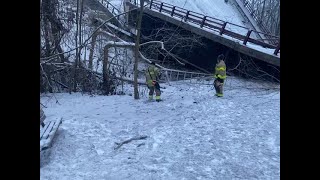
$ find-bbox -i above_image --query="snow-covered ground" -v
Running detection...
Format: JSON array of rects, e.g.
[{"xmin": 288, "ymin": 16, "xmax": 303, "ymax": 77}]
[{"xmin": 40, "ymin": 77, "xmax": 280, "ymax": 179}]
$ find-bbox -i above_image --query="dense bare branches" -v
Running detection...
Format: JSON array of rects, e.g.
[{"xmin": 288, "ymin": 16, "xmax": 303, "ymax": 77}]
[
  {"xmin": 227, "ymin": 52, "xmax": 279, "ymax": 83},
  {"xmin": 242, "ymin": 0, "xmax": 280, "ymax": 36},
  {"xmin": 140, "ymin": 24, "xmax": 204, "ymax": 67},
  {"xmin": 40, "ymin": 0, "xmax": 133, "ymax": 94}
]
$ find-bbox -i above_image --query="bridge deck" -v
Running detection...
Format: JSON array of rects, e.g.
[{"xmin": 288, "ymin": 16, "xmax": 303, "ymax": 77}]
[{"xmin": 126, "ymin": 0, "xmax": 279, "ymax": 67}]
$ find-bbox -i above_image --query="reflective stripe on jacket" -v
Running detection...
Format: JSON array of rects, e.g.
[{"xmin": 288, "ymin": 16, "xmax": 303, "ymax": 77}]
[
  {"xmin": 214, "ymin": 60, "xmax": 226, "ymax": 79},
  {"xmin": 145, "ymin": 65, "xmax": 159, "ymax": 86}
]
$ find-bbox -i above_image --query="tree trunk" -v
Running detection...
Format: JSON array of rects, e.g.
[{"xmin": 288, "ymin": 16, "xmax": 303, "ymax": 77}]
[
  {"xmin": 41, "ymin": 0, "xmax": 52, "ymax": 57},
  {"xmin": 73, "ymin": 0, "xmax": 80, "ymax": 92},
  {"xmin": 43, "ymin": 19, "xmax": 51, "ymax": 57},
  {"xmin": 50, "ymin": 25, "xmax": 66, "ymax": 63},
  {"xmin": 133, "ymin": 0, "xmax": 144, "ymax": 99},
  {"xmin": 88, "ymin": 31, "xmax": 99, "ymax": 70},
  {"xmin": 103, "ymin": 46, "xmax": 110, "ymax": 95},
  {"xmin": 78, "ymin": 0, "xmax": 84, "ymax": 64}
]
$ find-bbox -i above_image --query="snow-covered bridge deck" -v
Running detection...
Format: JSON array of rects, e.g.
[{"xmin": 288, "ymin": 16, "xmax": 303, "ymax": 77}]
[{"xmin": 126, "ymin": 0, "xmax": 280, "ymax": 67}]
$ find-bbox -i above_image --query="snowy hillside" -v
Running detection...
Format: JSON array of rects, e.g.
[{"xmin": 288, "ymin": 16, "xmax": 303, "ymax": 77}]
[{"xmin": 40, "ymin": 77, "xmax": 280, "ymax": 179}]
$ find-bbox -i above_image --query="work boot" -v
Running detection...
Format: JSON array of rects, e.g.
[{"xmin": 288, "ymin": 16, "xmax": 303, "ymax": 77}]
[
  {"xmin": 155, "ymin": 95, "xmax": 161, "ymax": 102},
  {"xmin": 216, "ymin": 93, "xmax": 223, "ymax": 97}
]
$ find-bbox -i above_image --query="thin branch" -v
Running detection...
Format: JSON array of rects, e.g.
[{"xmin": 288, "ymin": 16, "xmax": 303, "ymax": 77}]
[
  {"xmin": 162, "ymin": 48, "xmax": 185, "ymax": 65},
  {"xmin": 114, "ymin": 135, "xmax": 148, "ymax": 150},
  {"xmin": 228, "ymin": 52, "xmax": 242, "ymax": 71},
  {"xmin": 40, "ymin": 102, "xmax": 47, "ymax": 108}
]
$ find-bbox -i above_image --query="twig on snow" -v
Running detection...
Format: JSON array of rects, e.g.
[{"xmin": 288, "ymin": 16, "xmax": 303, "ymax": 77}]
[{"xmin": 114, "ymin": 135, "xmax": 148, "ymax": 150}]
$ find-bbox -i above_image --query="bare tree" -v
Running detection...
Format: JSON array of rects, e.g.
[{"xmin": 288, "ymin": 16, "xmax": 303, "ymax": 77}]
[
  {"xmin": 41, "ymin": 0, "xmax": 68, "ymax": 93},
  {"xmin": 133, "ymin": 0, "xmax": 145, "ymax": 99},
  {"xmin": 244, "ymin": 0, "xmax": 280, "ymax": 36},
  {"xmin": 227, "ymin": 52, "xmax": 279, "ymax": 83},
  {"xmin": 88, "ymin": 30, "xmax": 99, "ymax": 70},
  {"xmin": 140, "ymin": 23, "xmax": 204, "ymax": 68},
  {"xmin": 41, "ymin": 0, "xmax": 193, "ymax": 96}
]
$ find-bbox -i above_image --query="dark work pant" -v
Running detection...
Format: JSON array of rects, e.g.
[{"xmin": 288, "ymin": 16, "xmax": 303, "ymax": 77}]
[
  {"xmin": 148, "ymin": 84, "xmax": 161, "ymax": 96},
  {"xmin": 214, "ymin": 78, "xmax": 224, "ymax": 94}
]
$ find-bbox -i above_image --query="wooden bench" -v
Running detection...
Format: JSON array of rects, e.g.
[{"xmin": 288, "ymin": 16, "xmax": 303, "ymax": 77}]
[
  {"xmin": 40, "ymin": 117, "xmax": 62, "ymax": 152},
  {"xmin": 40, "ymin": 108, "xmax": 46, "ymax": 127}
]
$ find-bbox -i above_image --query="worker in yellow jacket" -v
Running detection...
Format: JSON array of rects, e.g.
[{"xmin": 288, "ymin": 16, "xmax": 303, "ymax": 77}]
[
  {"xmin": 214, "ymin": 54, "xmax": 227, "ymax": 97},
  {"xmin": 145, "ymin": 61, "xmax": 161, "ymax": 101}
]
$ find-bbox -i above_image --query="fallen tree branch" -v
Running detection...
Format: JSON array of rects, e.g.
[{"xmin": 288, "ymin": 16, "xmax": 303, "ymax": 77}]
[
  {"xmin": 51, "ymin": 78, "xmax": 69, "ymax": 89},
  {"xmin": 228, "ymin": 52, "xmax": 242, "ymax": 71},
  {"xmin": 40, "ymin": 102, "xmax": 47, "ymax": 108},
  {"xmin": 114, "ymin": 135, "xmax": 148, "ymax": 150},
  {"xmin": 162, "ymin": 48, "xmax": 185, "ymax": 65},
  {"xmin": 115, "ymin": 76, "xmax": 148, "ymax": 85}
]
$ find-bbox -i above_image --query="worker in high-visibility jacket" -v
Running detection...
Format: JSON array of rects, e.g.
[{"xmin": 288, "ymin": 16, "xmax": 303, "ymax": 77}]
[
  {"xmin": 214, "ymin": 54, "xmax": 227, "ymax": 97},
  {"xmin": 145, "ymin": 61, "xmax": 161, "ymax": 101}
]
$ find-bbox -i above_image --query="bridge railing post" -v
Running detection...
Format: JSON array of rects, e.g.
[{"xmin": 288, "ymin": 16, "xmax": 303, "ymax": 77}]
[
  {"xmin": 200, "ymin": 16, "xmax": 207, "ymax": 28},
  {"xmin": 184, "ymin": 11, "xmax": 190, "ymax": 22},
  {"xmin": 171, "ymin": 6, "xmax": 176, "ymax": 16},
  {"xmin": 150, "ymin": 0, "xmax": 153, "ymax": 9},
  {"xmin": 159, "ymin": 2, "xmax": 163, "ymax": 12},
  {"xmin": 220, "ymin": 22, "xmax": 227, "ymax": 35},
  {"xmin": 274, "ymin": 41, "xmax": 280, "ymax": 55},
  {"xmin": 244, "ymin": 0, "xmax": 248, "ymax": 7},
  {"xmin": 112, "ymin": 8, "xmax": 115, "ymax": 14},
  {"xmin": 243, "ymin": 30, "xmax": 252, "ymax": 45}
]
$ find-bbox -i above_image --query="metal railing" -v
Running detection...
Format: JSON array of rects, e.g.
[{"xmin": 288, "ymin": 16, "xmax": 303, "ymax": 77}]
[
  {"xmin": 128, "ymin": 0, "xmax": 280, "ymax": 56},
  {"xmin": 99, "ymin": 0, "xmax": 128, "ymax": 29}
]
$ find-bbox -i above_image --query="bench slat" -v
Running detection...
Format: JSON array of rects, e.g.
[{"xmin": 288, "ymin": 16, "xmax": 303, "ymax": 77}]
[
  {"xmin": 40, "ymin": 121, "xmax": 53, "ymax": 140},
  {"xmin": 44, "ymin": 121, "xmax": 56, "ymax": 140},
  {"xmin": 40, "ymin": 118, "xmax": 62, "ymax": 152}
]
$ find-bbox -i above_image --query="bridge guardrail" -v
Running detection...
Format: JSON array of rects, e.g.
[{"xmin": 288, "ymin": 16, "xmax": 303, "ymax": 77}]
[{"xmin": 129, "ymin": 0, "xmax": 280, "ymax": 56}]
